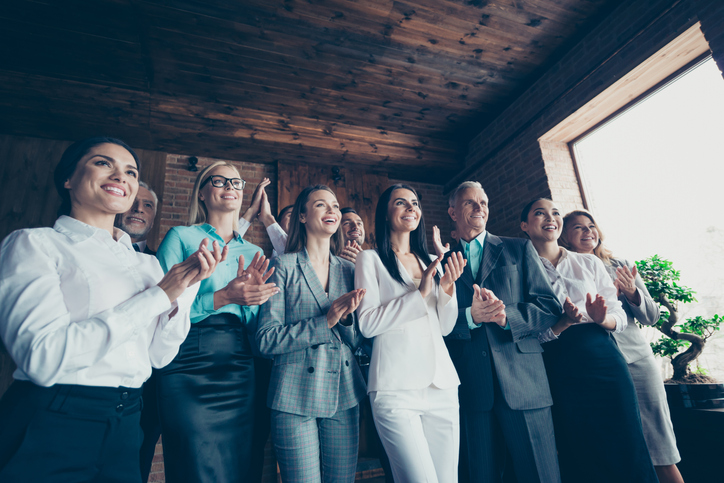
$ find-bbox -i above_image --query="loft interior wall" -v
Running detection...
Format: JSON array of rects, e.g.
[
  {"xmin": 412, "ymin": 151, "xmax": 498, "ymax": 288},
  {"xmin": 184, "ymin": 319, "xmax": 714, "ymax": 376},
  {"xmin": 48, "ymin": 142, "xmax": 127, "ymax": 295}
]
[{"xmin": 449, "ymin": 0, "xmax": 721, "ymax": 237}]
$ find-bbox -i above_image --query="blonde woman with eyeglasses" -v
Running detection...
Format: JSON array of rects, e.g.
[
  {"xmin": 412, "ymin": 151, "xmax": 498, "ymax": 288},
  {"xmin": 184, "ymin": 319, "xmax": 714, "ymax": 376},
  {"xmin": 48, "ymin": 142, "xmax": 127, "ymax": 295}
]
[{"xmin": 155, "ymin": 161, "xmax": 280, "ymax": 483}]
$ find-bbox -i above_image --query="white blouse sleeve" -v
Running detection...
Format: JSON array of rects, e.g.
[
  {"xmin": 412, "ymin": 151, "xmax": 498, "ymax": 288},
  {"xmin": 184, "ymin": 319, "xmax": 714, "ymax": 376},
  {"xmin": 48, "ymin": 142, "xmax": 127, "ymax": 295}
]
[
  {"xmin": 354, "ymin": 250, "xmax": 427, "ymax": 338},
  {"xmin": 592, "ymin": 257, "xmax": 627, "ymax": 333},
  {"xmin": 0, "ymin": 230, "xmax": 173, "ymax": 386}
]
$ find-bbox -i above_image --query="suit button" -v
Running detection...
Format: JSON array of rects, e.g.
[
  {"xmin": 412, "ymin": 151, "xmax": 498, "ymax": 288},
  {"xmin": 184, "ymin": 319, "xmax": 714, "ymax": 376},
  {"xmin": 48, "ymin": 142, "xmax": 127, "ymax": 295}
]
[
  {"xmin": 308, "ymin": 367, "xmax": 314, "ymax": 373},
  {"xmin": 116, "ymin": 404, "xmax": 124, "ymax": 413},
  {"xmin": 481, "ymin": 351, "xmax": 487, "ymax": 357},
  {"xmin": 121, "ymin": 392, "xmax": 129, "ymax": 400},
  {"xmin": 311, "ymin": 344, "xmax": 320, "ymax": 350},
  {"xmin": 345, "ymin": 360, "xmax": 350, "ymax": 367}
]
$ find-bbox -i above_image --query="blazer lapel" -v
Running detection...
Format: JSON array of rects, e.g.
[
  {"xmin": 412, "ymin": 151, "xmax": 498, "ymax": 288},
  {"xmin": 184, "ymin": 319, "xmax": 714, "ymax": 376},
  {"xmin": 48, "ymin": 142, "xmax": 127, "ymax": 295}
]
[
  {"xmin": 477, "ymin": 233, "xmax": 503, "ymax": 285},
  {"xmin": 298, "ymin": 248, "xmax": 332, "ymax": 313}
]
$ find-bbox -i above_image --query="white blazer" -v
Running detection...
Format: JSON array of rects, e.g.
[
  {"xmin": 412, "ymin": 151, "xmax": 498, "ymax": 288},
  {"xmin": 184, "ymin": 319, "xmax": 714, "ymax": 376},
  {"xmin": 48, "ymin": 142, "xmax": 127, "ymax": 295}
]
[{"xmin": 354, "ymin": 249, "xmax": 460, "ymax": 393}]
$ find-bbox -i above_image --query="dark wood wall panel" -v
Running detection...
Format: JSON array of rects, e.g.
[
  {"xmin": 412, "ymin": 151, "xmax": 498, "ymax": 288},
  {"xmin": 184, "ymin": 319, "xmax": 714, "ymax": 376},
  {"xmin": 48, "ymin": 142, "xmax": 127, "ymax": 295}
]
[{"xmin": 278, "ymin": 161, "xmax": 387, "ymax": 248}]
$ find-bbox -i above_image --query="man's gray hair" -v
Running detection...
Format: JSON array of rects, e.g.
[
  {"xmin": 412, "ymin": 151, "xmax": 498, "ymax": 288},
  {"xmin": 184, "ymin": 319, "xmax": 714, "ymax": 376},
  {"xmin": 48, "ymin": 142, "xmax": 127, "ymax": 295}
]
[
  {"xmin": 138, "ymin": 180, "xmax": 159, "ymax": 210},
  {"xmin": 448, "ymin": 181, "xmax": 485, "ymax": 208}
]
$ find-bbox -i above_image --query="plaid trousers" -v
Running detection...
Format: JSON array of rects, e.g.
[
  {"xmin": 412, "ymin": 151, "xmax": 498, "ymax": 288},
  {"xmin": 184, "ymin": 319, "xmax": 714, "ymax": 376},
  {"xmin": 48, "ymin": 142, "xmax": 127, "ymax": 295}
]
[{"xmin": 271, "ymin": 405, "xmax": 359, "ymax": 483}]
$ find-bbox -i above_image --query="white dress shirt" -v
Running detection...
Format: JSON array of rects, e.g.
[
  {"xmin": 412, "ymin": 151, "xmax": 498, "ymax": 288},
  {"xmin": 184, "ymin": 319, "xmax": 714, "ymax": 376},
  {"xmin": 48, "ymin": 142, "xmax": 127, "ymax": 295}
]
[
  {"xmin": 538, "ymin": 248, "xmax": 626, "ymax": 343},
  {"xmin": 0, "ymin": 216, "xmax": 197, "ymax": 388},
  {"xmin": 237, "ymin": 218, "xmax": 287, "ymax": 257}
]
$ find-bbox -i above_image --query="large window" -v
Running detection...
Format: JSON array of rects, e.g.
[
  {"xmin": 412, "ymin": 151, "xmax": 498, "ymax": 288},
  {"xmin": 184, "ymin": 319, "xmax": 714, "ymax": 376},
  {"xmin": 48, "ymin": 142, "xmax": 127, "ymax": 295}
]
[{"xmin": 572, "ymin": 57, "xmax": 724, "ymax": 379}]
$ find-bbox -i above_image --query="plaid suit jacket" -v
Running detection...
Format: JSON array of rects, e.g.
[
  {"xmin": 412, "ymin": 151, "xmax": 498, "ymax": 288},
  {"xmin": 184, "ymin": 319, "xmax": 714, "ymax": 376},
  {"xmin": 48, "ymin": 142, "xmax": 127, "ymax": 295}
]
[
  {"xmin": 255, "ymin": 248, "xmax": 366, "ymax": 417},
  {"xmin": 444, "ymin": 233, "xmax": 562, "ymax": 412}
]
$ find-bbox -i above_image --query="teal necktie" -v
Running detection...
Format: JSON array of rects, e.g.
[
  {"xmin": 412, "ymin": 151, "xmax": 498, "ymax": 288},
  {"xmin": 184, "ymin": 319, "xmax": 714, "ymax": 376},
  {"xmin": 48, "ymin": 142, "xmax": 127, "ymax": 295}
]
[{"xmin": 465, "ymin": 240, "xmax": 480, "ymax": 280}]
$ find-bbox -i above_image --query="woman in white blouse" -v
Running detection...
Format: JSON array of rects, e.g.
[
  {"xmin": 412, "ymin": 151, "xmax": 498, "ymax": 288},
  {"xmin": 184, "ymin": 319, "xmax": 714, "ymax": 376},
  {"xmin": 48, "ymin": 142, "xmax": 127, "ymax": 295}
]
[
  {"xmin": 355, "ymin": 184, "xmax": 466, "ymax": 483},
  {"xmin": 562, "ymin": 210, "xmax": 683, "ymax": 483},
  {"xmin": 0, "ymin": 137, "xmax": 222, "ymax": 482},
  {"xmin": 520, "ymin": 198, "xmax": 657, "ymax": 483}
]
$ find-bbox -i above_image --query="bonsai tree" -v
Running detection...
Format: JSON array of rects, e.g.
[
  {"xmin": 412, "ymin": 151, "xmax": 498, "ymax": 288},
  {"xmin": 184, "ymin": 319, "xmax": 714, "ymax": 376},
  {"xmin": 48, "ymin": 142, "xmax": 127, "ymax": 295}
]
[{"xmin": 636, "ymin": 255, "xmax": 722, "ymax": 383}]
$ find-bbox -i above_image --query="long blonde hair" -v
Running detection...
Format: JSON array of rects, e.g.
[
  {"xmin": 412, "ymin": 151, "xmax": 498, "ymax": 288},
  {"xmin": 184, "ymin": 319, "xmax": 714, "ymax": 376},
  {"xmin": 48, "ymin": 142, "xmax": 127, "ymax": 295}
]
[
  {"xmin": 189, "ymin": 161, "xmax": 242, "ymax": 231},
  {"xmin": 561, "ymin": 209, "xmax": 614, "ymax": 265}
]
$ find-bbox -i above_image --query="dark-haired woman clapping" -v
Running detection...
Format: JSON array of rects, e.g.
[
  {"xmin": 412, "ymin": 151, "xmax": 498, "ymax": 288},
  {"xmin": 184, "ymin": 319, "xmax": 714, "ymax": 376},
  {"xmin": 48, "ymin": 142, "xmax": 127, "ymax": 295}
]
[
  {"xmin": 0, "ymin": 138, "xmax": 222, "ymax": 482},
  {"xmin": 355, "ymin": 184, "xmax": 466, "ymax": 483}
]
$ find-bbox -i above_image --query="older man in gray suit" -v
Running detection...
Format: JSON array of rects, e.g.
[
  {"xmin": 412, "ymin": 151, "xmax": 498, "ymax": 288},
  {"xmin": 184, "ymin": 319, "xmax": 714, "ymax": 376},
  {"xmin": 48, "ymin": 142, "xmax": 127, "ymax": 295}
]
[{"xmin": 443, "ymin": 181, "xmax": 563, "ymax": 483}]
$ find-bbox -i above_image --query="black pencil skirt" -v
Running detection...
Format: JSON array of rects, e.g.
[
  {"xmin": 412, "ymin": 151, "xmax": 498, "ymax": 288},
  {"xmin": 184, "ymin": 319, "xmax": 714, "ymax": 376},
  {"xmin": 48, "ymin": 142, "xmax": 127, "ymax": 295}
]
[
  {"xmin": 0, "ymin": 381, "xmax": 143, "ymax": 483},
  {"xmin": 157, "ymin": 313, "xmax": 256, "ymax": 483},
  {"xmin": 543, "ymin": 323, "xmax": 658, "ymax": 483}
]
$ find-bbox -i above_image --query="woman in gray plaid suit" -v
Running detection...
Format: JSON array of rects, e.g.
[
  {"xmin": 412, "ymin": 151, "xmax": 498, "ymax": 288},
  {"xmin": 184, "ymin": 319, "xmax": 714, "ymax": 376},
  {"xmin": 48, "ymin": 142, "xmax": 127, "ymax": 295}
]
[{"xmin": 256, "ymin": 185, "xmax": 367, "ymax": 483}]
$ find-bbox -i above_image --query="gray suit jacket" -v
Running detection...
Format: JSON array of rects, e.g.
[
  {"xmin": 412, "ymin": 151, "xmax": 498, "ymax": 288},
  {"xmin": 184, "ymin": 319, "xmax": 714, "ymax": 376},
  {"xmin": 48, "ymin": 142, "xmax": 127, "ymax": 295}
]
[
  {"xmin": 255, "ymin": 248, "xmax": 366, "ymax": 417},
  {"xmin": 445, "ymin": 233, "xmax": 562, "ymax": 412}
]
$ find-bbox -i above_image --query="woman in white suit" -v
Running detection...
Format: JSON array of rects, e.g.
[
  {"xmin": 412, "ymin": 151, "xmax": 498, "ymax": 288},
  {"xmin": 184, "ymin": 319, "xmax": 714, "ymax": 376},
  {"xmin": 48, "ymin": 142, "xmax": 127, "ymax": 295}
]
[{"xmin": 355, "ymin": 184, "xmax": 466, "ymax": 483}]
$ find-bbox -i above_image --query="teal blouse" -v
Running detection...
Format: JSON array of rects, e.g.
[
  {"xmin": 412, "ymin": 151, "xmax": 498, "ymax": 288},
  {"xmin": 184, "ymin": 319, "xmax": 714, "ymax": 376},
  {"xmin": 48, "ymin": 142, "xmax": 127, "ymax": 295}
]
[{"xmin": 156, "ymin": 224, "xmax": 263, "ymax": 324}]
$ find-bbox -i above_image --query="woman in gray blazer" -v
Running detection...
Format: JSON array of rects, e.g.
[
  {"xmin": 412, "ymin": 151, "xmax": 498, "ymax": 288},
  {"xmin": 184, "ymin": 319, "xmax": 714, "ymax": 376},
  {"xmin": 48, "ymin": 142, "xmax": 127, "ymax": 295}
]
[
  {"xmin": 256, "ymin": 185, "xmax": 367, "ymax": 483},
  {"xmin": 561, "ymin": 209, "xmax": 683, "ymax": 483}
]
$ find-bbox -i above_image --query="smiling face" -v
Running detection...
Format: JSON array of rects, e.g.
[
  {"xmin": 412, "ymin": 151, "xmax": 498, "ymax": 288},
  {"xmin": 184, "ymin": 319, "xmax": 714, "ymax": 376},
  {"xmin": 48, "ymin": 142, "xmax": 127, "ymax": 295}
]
[
  {"xmin": 564, "ymin": 214, "xmax": 599, "ymax": 254},
  {"xmin": 520, "ymin": 199, "xmax": 562, "ymax": 243},
  {"xmin": 341, "ymin": 212, "xmax": 365, "ymax": 245},
  {"xmin": 63, "ymin": 143, "xmax": 139, "ymax": 217},
  {"xmin": 198, "ymin": 165, "xmax": 243, "ymax": 214},
  {"xmin": 387, "ymin": 188, "xmax": 421, "ymax": 234},
  {"xmin": 448, "ymin": 187, "xmax": 489, "ymax": 241},
  {"xmin": 300, "ymin": 189, "xmax": 341, "ymax": 237},
  {"xmin": 117, "ymin": 186, "xmax": 156, "ymax": 241}
]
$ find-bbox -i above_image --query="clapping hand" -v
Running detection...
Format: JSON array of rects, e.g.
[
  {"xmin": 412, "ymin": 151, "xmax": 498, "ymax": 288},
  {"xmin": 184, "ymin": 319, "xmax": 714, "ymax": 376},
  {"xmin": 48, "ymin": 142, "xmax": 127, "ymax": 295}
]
[
  {"xmin": 562, "ymin": 297, "xmax": 583, "ymax": 324},
  {"xmin": 440, "ymin": 251, "xmax": 466, "ymax": 296},
  {"xmin": 585, "ymin": 293, "xmax": 608, "ymax": 325},
  {"xmin": 339, "ymin": 240, "xmax": 363, "ymax": 264},
  {"xmin": 614, "ymin": 265, "xmax": 641, "ymax": 305},
  {"xmin": 259, "ymin": 189, "xmax": 277, "ymax": 227},
  {"xmin": 471, "ymin": 285, "xmax": 507, "ymax": 327},
  {"xmin": 432, "ymin": 225, "xmax": 450, "ymax": 258},
  {"xmin": 159, "ymin": 238, "xmax": 227, "ymax": 303},
  {"xmin": 418, "ymin": 258, "xmax": 441, "ymax": 299},
  {"xmin": 327, "ymin": 289, "xmax": 366, "ymax": 328},
  {"xmin": 216, "ymin": 252, "xmax": 279, "ymax": 308}
]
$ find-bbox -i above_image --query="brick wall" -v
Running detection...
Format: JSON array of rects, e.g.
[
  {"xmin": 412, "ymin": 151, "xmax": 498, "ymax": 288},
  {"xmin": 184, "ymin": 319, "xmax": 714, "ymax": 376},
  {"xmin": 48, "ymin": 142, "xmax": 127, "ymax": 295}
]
[{"xmin": 690, "ymin": 0, "xmax": 724, "ymax": 77}]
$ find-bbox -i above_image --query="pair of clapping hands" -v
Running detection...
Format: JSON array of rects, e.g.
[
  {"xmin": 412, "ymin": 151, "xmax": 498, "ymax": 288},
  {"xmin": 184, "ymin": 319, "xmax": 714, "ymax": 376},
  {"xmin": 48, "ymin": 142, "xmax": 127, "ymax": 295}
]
[
  {"xmin": 245, "ymin": 178, "xmax": 277, "ymax": 227},
  {"xmin": 432, "ymin": 225, "xmax": 505, "ymax": 328},
  {"xmin": 158, "ymin": 240, "xmax": 278, "ymax": 309}
]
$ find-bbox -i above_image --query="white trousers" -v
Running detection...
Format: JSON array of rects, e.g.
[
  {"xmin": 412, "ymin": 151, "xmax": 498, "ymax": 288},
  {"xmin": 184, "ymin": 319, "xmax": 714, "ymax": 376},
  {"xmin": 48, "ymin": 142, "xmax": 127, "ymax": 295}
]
[{"xmin": 370, "ymin": 386, "xmax": 460, "ymax": 483}]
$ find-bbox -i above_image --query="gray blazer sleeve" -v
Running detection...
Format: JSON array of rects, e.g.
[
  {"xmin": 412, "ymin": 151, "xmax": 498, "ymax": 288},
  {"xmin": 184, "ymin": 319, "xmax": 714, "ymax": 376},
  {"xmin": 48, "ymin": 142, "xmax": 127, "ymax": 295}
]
[{"xmin": 617, "ymin": 259, "xmax": 660, "ymax": 326}]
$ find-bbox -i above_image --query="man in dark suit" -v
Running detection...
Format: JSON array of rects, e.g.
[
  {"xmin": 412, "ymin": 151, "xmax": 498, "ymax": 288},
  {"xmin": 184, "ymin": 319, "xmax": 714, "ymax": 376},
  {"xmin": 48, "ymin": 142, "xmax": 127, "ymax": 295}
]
[
  {"xmin": 116, "ymin": 180, "xmax": 158, "ymax": 256},
  {"xmin": 116, "ymin": 180, "xmax": 160, "ymax": 482},
  {"xmin": 444, "ymin": 181, "xmax": 562, "ymax": 483}
]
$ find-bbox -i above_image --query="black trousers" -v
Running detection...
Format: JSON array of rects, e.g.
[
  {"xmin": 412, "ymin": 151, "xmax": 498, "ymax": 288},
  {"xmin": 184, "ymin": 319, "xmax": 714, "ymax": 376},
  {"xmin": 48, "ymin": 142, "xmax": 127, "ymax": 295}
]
[
  {"xmin": 543, "ymin": 323, "xmax": 658, "ymax": 483},
  {"xmin": 139, "ymin": 370, "xmax": 162, "ymax": 482},
  {"xmin": 0, "ymin": 380, "xmax": 143, "ymax": 483},
  {"xmin": 157, "ymin": 313, "xmax": 256, "ymax": 483}
]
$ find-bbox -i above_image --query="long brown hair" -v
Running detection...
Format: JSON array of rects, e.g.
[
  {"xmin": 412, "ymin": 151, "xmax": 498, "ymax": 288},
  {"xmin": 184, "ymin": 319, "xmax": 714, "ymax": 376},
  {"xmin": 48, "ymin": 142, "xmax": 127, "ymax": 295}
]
[
  {"xmin": 561, "ymin": 209, "xmax": 614, "ymax": 264},
  {"xmin": 189, "ymin": 161, "xmax": 242, "ymax": 231},
  {"xmin": 285, "ymin": 185, "xmax": 343, "ymax": 255}
]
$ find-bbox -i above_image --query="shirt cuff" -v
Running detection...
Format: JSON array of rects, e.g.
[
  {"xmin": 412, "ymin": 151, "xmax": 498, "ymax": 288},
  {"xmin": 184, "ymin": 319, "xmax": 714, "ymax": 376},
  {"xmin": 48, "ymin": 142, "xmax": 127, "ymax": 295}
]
[
  {"xmin": 466, "ymin": 307, "xmax": 481, "ymax": 331},
  {"xmin": 538, "ymin": 327, "xmax": 558, "ymax": 343}
]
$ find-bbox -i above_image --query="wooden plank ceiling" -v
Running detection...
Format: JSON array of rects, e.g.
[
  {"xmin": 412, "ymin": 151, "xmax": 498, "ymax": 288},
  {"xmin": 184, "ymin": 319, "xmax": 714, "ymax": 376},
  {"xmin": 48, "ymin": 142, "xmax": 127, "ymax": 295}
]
[{"xmin": 0, "ymin": 0, "xmax": 616, "ymax": 183}]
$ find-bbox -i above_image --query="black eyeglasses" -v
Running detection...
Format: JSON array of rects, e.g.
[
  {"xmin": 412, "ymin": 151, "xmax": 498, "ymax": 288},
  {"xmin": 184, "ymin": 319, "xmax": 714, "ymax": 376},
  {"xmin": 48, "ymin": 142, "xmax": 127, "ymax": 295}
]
[{"xmin": 200, "ymin": 175, "xmax": 246, "ymax": 190}]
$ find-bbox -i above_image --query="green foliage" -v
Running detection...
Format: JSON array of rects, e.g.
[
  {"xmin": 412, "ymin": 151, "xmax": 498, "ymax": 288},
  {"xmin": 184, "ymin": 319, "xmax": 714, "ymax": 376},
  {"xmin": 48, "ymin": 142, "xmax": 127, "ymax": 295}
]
[
  {"xmin": 638, "ymin": 256, "xmax": 722, "ymax": 365},
  {"xmin": 681, "ymin": 314, "xmax": 723, "ymax": 339},
  {"xmin": 636, "ymin": 256, "xmax": 696, "ymax": 307},
  {"xmin": 650, "ymin": 336, "xmax": 689, "ymax": 359}
]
